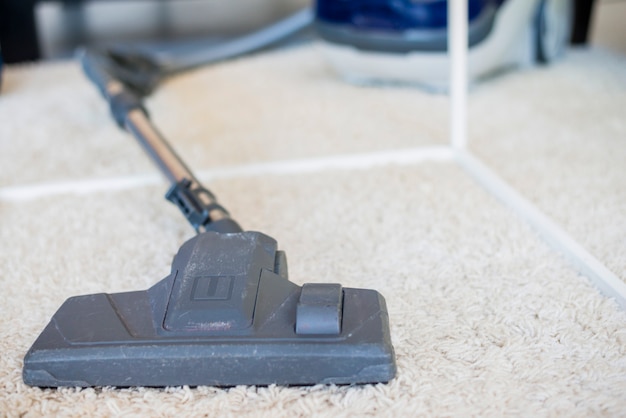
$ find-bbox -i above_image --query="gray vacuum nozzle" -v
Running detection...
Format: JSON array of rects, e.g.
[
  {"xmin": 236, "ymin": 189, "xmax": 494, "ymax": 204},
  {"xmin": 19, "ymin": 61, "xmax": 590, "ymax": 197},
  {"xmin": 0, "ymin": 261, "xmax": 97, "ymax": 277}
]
[{"xmin": 23, "ymin": 231, "xmax": 396, "ymax": 387}]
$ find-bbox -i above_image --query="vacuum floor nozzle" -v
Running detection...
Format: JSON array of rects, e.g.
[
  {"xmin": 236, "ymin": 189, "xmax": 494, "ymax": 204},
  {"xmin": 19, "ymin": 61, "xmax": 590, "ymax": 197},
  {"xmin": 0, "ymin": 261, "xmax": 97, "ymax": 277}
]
[{"xmin": 23, "ymin": 231, "xmax": 396, "ymax": 387}]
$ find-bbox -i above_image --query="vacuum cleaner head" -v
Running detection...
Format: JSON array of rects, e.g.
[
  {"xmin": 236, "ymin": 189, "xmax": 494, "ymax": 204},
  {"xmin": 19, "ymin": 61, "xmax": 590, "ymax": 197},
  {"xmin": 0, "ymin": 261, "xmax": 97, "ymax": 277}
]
[
  {"xmin": 24, "ymin": 37, "xmax": 396, "ymax": 388},
  {"xmin": 23, "ymin": 230, "xmax": 396, "ymax": 387}
]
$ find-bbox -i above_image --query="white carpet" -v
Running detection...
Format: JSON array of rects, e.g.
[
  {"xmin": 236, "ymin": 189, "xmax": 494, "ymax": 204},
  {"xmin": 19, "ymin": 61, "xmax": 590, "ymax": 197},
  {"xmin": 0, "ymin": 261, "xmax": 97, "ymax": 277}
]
[
  {"xmin": 469, "ymin": 48, "xmax": 626, "ymax": 279},
  {"xmin": 1, "ymin": 44, "xmax": 625, "ymax": 417}
]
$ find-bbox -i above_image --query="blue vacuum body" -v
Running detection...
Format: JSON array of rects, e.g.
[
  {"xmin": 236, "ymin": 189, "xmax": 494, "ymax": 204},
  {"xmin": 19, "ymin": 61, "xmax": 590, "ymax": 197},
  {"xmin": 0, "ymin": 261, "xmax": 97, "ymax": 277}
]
[
  {"xmin": 314, "ymin": 0, "xmax": 573, "ymax": 88},
  {"xmin": 316, "ymin": 0, "xmax": 505, "ymax": 52}
]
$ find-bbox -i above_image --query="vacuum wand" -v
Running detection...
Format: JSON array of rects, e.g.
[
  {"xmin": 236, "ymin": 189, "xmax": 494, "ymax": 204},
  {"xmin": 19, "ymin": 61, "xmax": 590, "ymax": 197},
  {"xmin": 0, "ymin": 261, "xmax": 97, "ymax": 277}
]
[
  {"xmin": 124, "ymin": 109, "xmax": 240, "ymax": 233},
  {"xmin": 81, "ymin": 49, "xmax": 241, "ymax": 233},
  {"xmin": 124, "ymin": 109, "xmax": 197, "ymax": 187}
]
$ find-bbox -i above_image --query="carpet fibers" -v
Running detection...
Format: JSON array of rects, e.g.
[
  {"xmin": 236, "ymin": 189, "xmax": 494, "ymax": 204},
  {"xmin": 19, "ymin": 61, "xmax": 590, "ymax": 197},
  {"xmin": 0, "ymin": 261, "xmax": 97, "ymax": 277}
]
[{"xmin": 0, "ymin": 45, "xmax": 625, "ymax": 417}]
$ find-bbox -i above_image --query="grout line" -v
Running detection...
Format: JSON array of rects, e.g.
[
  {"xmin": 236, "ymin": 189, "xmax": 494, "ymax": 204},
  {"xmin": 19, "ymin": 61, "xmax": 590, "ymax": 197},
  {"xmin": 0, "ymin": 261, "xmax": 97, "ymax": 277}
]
[
  {"xmin": 449, "ymin": 0, "xmax": 468, "ymax": 150},
  {"xmin": 198, "ymin": 145, "xmax": 453, "ymax": 179},
  {"xmin": 456, "ymin": 150, "xmax": 626, "ymax": 310},
  {"xmin": 0, "ymin": 174, "xmax": 163, "ymax": 202},
  {"xmin": 0, "ymin": 146, "xmax": 454, "ymax": 202}
]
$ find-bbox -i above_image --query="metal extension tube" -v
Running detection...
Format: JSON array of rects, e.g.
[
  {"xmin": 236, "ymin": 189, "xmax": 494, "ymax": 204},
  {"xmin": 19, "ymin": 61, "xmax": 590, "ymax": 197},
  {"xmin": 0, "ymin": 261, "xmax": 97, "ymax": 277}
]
[{"xmin": 124, "ymin": 109, "xmax": 233, "ymax": 231}]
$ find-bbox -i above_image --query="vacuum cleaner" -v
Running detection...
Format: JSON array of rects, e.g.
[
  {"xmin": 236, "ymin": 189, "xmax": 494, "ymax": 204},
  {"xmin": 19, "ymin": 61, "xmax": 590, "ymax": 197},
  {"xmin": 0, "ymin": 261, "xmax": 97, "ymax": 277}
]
[
  {"xmin": 22, "ymin": 9, "xmax": 396, "ymax": 388},
  {"xmin": 24, "ymin": 0, "xmax": 571, "ymax": 388}
]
